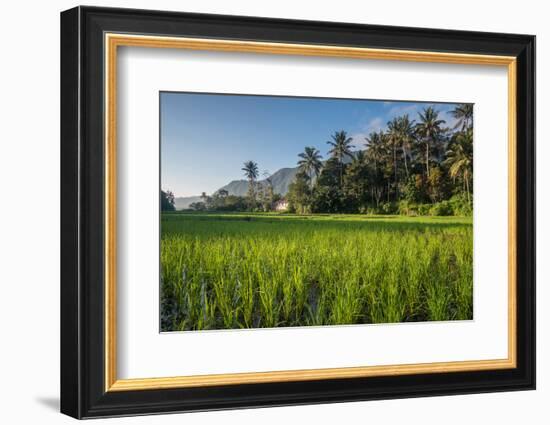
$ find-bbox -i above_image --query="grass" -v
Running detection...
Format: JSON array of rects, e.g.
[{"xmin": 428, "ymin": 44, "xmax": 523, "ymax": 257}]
[{"xmin": 160, "ymin": 212, "xmax": 473, "ymax": 331}]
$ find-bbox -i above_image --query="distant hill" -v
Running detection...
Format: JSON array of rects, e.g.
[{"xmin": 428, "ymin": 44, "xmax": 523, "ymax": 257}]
[
  {"xmin": 174, "ymin": 196, "xmax": 203, "ymax": 210},
  {"xmin": 217, "ymin": 166, "xmax": 299, "ymax": 197},
  {"xmin": 174, "ymin": 152, "xmax": 360, "ymax": 207}
]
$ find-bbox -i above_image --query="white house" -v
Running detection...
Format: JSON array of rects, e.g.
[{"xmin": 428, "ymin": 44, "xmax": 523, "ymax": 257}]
[{"xmin": 274, "ymin": 199, "xmax": 289, "ymax": 211}]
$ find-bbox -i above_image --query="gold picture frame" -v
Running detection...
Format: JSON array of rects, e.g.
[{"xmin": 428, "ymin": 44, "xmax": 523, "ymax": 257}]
[{"xmin": 104, "ymin": 33, "xmax": 517, "ymax": 392}]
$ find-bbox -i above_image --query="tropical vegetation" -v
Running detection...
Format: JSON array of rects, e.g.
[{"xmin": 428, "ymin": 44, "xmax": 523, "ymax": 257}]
[{"xmin": 167, "ymin": 104, "xmax": 474, "ymax": 217}]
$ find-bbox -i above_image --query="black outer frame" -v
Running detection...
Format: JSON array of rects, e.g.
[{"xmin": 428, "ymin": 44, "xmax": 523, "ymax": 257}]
[{"xmin": 60, "ymin": 6, "xmax": 535, "ymax": 419}]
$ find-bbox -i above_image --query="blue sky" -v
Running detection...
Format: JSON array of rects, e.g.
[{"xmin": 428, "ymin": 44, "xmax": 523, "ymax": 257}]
[{"xmin": 161, "ymin": 92, "xmax": 462, "ymax": 197}]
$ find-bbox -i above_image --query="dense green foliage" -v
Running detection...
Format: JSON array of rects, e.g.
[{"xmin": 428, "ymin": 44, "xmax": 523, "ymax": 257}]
[
  {"xmin": 285, "ymin": 105, "xmax": 473, "ymax": 215},
  {"xmin": 160, "ymin": 190, "xmax": 176, "ymax": 211},
  {"xmin": 161, "ymin": 213, "xmax": 473, "ymax": 331}
]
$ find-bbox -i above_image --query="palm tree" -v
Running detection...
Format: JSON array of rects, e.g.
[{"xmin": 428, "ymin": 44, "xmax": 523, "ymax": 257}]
[
  {"xmin": 386, "ymin": 117, "xmax": 401, "ymax": 197},
  {"xmin": 297, "ymin": 146, "xmax": 323, "ymax": 188},
  {"xmin": 262, "ymin": 170, "xmax": 274, "ymax": 211},
  {"xmin": 200, "ymin": 191, "xmax": 209, "ymax": 207},
  {"xmin": 449, "ymin": 103, "xmax": 473, "ymax": 131},
  {"xmin": 416, "ymin": 107, "xmax": 446, "ymax": 178},
  {"xmin": 398, "ymin": 115, "xmax": 415, "ymax": 179},
  {"xmin": 327, "ymin": 130, "xmax": 354, "ymax": 186},
  {"xmin": 364, "ymin": 131, "xmax": 385, "ymax": 173},
  {"xmin": 445, "ymin": 128, "xmax": 473, "ymax": 203},
  {"xmin": 241, "ymin": 160, "xmax": 259, "ymax": 209},
  {"xmin": 353, "ymin": 150, "xmax": 366, "ymax": 164},
  {"xmin": 242, "ymin": 160, "xmax": 259, "ymax": 180},
  {"xmin": 364, "ymin": 131, "xmax": 387, "ymax": 206}
]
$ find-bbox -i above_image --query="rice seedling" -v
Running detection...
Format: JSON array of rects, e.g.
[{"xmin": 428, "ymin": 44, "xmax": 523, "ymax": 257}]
[{"xmin": 160, "ymin": 212, "xmax": 473, "ymax": 331}]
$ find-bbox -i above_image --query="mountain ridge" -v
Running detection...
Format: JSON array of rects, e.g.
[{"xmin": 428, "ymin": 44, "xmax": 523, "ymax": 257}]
[
  {"xmin": 173, "ymin": 151, "xmax": 360, "ymax": 209},
  {"xmin": 216, "ymin": 166, "xmax": 299, "ymax": 198}
]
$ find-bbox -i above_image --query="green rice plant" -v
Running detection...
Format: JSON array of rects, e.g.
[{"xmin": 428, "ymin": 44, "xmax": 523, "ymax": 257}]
[
  {"xmin": 160, "ymin": 212, "xmax": 473, "ymax": 331},
  {"xmin": 452, "ymin": 234, "xmax": 474, "ymax": 320}
]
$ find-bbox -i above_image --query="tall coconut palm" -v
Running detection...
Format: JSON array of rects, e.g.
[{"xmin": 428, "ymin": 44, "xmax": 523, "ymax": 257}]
[
  {"xmin": 200, "ymin": 191, "xmax": 208, "ymax": 207},
  {"xmin": 449, "ymin": 103, "xmax": 473, "ymax": 131},
  {"xmin": 364, "ymin": 131, "xmax": 386, "ymax": 173},
  {"xmin": 241, "ymin": 160, "xmax": 259, "ymax": 181},
  {"xmin": 386, "ymin": 117, "xmax": 401, "ymax": 197},
  {"xmin": 297, "ymin": 146, "xmax": 323, "ymax": 188},
  {"xmin": 364, "ymin": 131, "xmax": 387, "ymax": 206},
  {"xmin": 416, "ymin": 107, "xmax": 446, "ymax": 178},
  {"xmin": 241, "ymin": 160, "xmax": 259, "ymax": 209},
  {"xmin": 398, "ymin": 115, "xmax": 415, "ymax": 179},
  {"xmin": 327, "ymin": 130, "xmax": 354, "ymax": 186},
  {"xmin": 353, "ymin": 150, "xmax": 366, "ymax": 164},
  {"xmin": 445, "ymin": 128, "xmax": 473, "ymax": 203},
  {"xmin": 262, "ymin": 170, "xmax": 274, "ymax": 211}
]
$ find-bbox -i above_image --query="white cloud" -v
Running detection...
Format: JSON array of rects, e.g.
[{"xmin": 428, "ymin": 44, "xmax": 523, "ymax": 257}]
[
  {"xmin": 444, "ymin": 113, "xmax": 460, "ymax": 131},
  {"xmin": 364, "ymin": 117, "xmax": 385, "ymax": 134},
  {"xmin": 386, "ymin": 102, "xmax": 463, "ymax": 131},
  {"xmin": 388, "ymin": 103, "xmax": 423, "ymax": 119},
  {"xmin": 350, "ymin": 102, "xmax": 466, "ymax": 151},
  {"xmin": 348, "ymin": 132, "xmax": 368, "ymax": 148},
  {"xmin": 348, "ymin": 117, "xmax": 386, "ymax": 149}
]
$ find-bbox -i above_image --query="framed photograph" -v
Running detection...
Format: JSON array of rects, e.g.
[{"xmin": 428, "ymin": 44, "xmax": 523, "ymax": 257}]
[{"xmin": 60, "ymin": 6, "xmax": 535, "ymax": 419}]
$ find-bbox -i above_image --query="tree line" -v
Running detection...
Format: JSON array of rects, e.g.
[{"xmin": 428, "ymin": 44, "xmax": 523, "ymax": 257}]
[
  {"xmin": 285, "ymin": 104, "xmax": 473, "ymax": 215},
  {"xmin": 163, "ymin": 104, "xmax": 473, "ymax": 216}
]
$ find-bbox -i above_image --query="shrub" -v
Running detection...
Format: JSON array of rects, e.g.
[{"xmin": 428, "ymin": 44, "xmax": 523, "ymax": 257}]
[
  {"xmin": 449, "ymin": 193, "xmax": 473, "ymax": 216},
  {"xmin": 418, "ymin": 204, "xmax": 431, "ymax": 216},
  {"xmin": 430, "ymin": 200, "xmax": 453, "ymax": 216},
  {"xmin": 380, "ymin": 202, "xmax": 398, "ymax": 214},
  {"xmin": 398, "ymin": 200, "xmax": 418, "ymax": 216}
]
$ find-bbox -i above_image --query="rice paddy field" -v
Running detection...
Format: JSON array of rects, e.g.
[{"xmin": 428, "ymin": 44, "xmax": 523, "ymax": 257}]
[{"xmin": 160, "ymin": 213, "xmax": 473, "ymax": 332}]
